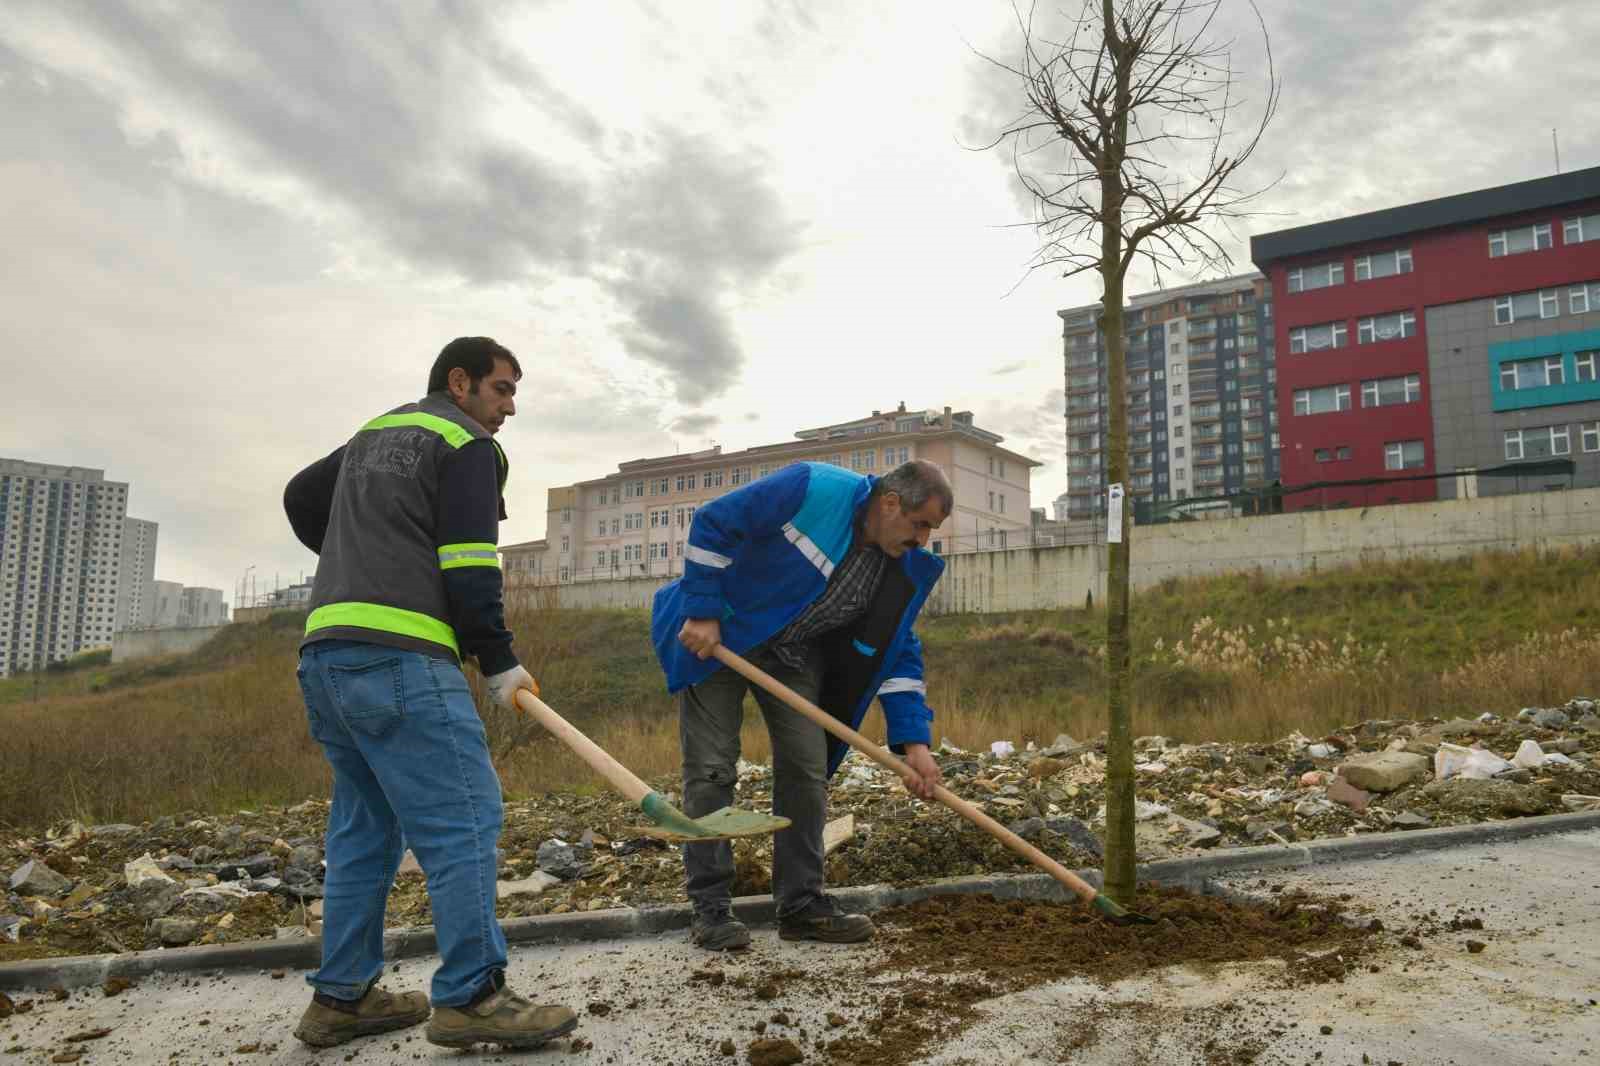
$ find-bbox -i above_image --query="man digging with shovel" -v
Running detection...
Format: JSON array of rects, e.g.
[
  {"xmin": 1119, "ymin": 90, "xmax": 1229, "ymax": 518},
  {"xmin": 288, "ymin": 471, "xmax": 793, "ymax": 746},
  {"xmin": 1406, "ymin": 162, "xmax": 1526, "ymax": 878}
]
[
  {"xmin": 283, "ymin": 337, "xmax": 576, "ymax": 1049},
  {"xmin": 652, "ymin": 459, "xmax": 952, "ymax": 951}
]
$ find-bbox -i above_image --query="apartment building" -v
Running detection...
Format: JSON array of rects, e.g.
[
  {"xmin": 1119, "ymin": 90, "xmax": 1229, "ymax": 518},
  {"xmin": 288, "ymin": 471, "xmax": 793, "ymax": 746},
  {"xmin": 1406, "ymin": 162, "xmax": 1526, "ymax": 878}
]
[
  {"xmin": 0, "ymin": 458, "xmax": 130, "ymax": 675},
  {"xmin": 1252, "ymin": 166, "xmax": 1600, "ymax": 509},
  {"xmin": 151, "ymin": 581, "xmax": 228, "ymax": 629},
  {"xmin": 1057, "ymin": 271, "xmax": 1280, "ymax": 520},
  {"xmin": 505, "ymin": 405, "xmax": 1039, "ymax": 584},
  {"xmin": 115, "ymin": 517, "xmax": 159, "ymax": 631}
]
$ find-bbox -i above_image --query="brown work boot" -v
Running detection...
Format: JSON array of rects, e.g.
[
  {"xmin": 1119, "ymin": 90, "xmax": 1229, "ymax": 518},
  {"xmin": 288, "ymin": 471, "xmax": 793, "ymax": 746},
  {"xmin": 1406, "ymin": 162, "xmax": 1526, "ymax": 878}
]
[
  {"xmin": 425, "ymin": 985, "xmax": 578, "ymax": 1049},
  {"xmin": 293, "ymin": 985, "xmax": 430, "ymax": 1047},
  {"xmin": 778, "ymin": 895, "xmax": 875, "ymax": 944}
]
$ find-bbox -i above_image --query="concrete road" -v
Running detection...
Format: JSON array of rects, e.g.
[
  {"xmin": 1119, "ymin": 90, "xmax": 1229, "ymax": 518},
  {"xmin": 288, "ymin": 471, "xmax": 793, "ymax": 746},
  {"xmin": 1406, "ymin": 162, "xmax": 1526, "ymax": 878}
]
[{"xmin": 3, "ymin": 829, "xmax": 1597, "ymax": 1065}]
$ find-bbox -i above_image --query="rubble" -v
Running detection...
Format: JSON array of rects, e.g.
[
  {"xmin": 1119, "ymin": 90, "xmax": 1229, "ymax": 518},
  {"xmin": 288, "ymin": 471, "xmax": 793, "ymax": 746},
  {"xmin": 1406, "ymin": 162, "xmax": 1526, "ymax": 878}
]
[
  {"xmin": 1337, "ymin": 751, "xmax": 1427, "ymax": 793},
  {"xmin": 2, "ymin": 695, "xmax": 1597, "ymax": 962}
]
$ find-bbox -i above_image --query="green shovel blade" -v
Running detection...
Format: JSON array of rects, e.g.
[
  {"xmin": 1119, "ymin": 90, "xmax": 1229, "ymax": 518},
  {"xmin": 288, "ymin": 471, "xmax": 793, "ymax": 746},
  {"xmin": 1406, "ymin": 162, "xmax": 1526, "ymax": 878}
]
[{"xmin": 632, "ymin": 792, "xmax": 791, "ymax": 843}]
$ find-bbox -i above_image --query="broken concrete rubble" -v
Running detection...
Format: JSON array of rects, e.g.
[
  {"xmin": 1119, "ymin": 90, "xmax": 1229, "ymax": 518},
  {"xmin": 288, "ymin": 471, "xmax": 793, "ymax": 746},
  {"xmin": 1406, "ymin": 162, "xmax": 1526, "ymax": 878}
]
[{"xmin": 1337, "ymin": 751, "xmax": 1428, "ymax": 793}]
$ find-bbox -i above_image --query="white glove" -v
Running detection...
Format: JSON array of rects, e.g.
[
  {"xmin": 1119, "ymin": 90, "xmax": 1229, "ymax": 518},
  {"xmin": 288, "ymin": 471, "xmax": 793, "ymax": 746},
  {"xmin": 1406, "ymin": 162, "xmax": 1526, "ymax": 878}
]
[{"xmin": 486, "ymin": 665, "xmax": 539, "ymax": 710}]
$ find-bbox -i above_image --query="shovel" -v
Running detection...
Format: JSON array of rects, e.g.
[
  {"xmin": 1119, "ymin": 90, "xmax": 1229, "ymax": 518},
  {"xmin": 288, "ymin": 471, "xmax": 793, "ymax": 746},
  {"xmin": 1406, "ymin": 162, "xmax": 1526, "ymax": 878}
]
[
  {"xmin": 711, "ymin": 646, "xmax": 1155, "ymax": 925},
  {"xmin": 513, "ymin": 689, "xmax": 791, "ymax": 843}
]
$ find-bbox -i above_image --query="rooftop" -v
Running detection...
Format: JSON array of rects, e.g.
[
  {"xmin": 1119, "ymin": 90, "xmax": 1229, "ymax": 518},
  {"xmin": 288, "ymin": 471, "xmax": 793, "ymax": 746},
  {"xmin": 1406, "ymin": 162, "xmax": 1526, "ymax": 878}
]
[{"xmin": 1251, "ymin": 165, "xmax": 1600, "ymax": 265}]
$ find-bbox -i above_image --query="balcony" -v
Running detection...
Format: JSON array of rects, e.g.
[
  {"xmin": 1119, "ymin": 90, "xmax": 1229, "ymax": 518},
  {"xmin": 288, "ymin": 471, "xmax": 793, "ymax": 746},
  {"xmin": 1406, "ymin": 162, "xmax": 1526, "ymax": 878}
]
[
  {"xmin": 1191, "ymin": 404, "xmax": 1222, "ymax": 422},
  {"xmin": 1193, "ymin": 425, "xmax": 1223, "ymax": 442},
  {"xmin": 1066, "ymin": 355, "xmax": 1099, "ymax": 370},
  {"xmin": 1189, "ymin": 318, "xmax": 1217, "ymax": 337}
]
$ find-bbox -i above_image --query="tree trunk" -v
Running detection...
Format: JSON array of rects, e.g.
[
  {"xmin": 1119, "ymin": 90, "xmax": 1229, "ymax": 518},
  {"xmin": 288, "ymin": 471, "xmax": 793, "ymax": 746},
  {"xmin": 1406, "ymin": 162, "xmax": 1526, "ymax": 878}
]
[{"xmin": 1099, "ymin": 0, "xmax": 1137, "ymax": 906}]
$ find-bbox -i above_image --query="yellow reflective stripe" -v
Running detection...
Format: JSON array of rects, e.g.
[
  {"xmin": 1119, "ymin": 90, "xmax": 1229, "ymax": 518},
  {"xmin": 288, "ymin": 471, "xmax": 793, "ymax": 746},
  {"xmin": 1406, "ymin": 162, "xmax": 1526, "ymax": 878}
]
[
  {"xmin": 440, "ymin": 556, "xmax": 499, "ymax": 570},
  {"xmin": 360, "ymin": 413, "xmax": 474, "ymax": 449},
  {"xmin": 437, "ymin": 542, "xmax": 500, "ymax": 570},
  {"xmin": 305, "ymin": 602, "xmax": 459, "ymax": 655}
]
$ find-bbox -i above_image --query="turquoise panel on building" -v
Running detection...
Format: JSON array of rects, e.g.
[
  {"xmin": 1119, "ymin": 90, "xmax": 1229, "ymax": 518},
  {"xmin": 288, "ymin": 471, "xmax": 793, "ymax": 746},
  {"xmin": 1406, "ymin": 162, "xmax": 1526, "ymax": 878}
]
[{"xmin": 1489, "ymin": 327, "xmax": 1600, "ymax": 412}]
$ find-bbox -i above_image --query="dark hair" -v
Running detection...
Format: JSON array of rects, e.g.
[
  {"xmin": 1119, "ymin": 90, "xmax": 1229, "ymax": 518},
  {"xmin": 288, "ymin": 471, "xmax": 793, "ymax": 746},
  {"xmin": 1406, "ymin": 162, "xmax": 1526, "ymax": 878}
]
[
  {"xmin": 872, "ymin": 459, "xmax": 954, "ymax": 516},
  {"xmin": 427, "ymin": 337, "xmax": 522, "ymax": 393}
]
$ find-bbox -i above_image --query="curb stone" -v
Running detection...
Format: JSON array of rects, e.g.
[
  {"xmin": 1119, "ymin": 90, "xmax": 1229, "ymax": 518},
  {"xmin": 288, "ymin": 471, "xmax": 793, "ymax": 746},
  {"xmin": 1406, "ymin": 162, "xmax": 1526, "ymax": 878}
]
[{"xmin": 5, "ymin": 809, "xmax": 1599, "ymax": 991}]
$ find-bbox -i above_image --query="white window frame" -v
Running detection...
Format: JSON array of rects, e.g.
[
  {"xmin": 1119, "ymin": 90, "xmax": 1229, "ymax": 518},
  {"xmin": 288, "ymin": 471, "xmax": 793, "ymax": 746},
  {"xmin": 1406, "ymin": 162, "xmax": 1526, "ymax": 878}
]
[
  {"xmin": 1583, "ymin": 421, "xmax": 1600, "ymax": 454},
  {"xmin": 1383, "ymin": 440, "xmax": 1425, "ymax": 471},
  {"xmin": 1489, "ymin": 223, "xmax": 1553, "ymax": 258},
  {"xmin": 1361, "ymin": 374, "xmax": 1422, "ymax": 408},
  {"xmin": 1293, "ymin": 384, "xmax": 1351, "ymax": 416},
  {"xmin": 1288, "ymin": 322, "xmax": 1348, "ymax": 354},
  {"xmin": 1577, "ymin": 351, "xmax": 1598, "ymax": 383},
  {"xmin": 1500, "ymin": 355, "xmax": 1566, "ymax": 391},
  {"xmin": 1286, "ymin": 261, "xmax": 1344, "ymax": 294},
  {"xmin": 1573, "ymin": 285, "xmax": 1594, "ymax": 315},
  {"xmin": 1565, "ymin": 213, "xmax": 1600, "ymax": 245},
  {"xmin": 1354, "ymin": 248, "xmax": 1414, "ymax": 281},
  {"xmin": 1357, "ymin": 310, "xmax": 1416, "ymax": 344}
]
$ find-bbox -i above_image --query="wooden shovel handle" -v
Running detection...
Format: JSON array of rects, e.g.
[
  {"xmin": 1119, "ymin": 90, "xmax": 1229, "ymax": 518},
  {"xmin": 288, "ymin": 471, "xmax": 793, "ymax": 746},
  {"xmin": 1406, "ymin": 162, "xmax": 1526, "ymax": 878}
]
[
  {"xmin": 711, "ymin": 645, "xmax": 1101, "ymax": 907},
  {"xmin": 514, "ymin": 689, "xmax": 651, "ymax": 805}
]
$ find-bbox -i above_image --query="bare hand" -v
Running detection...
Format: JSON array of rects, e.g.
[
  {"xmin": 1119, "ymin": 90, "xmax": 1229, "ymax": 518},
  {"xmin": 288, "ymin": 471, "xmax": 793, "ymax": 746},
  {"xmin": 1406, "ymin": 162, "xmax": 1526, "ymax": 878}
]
[
  {"xmin": 678, "ymin": 617, "xmax": 722, "ymax": 660},
  {"xmin": 901, "ymin": 744, "xmax": 943, "ymax": 800}
]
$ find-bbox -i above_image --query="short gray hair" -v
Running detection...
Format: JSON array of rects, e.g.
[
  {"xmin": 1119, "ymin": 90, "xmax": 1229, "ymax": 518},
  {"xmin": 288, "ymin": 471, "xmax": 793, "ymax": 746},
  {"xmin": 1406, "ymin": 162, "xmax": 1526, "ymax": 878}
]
[{"xmin": 873, "ymin": 459, "xmax": 953, "ymax": 515}]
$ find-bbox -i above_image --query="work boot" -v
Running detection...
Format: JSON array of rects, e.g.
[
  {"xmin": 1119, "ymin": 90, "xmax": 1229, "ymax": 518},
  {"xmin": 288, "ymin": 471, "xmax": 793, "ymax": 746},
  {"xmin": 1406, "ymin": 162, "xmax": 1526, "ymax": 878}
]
[
  {"xmin": 425, "ymin": 985, "xmax": 578, "ymax": 1050},
  {"xmin": 293, "ymin": 985, "xmax": 430, "ymax": 1047},
  {"xmin": 691, "ymin": 905, "xmax": 752, "ymax": 951},
  {"xmin": 778, "ymin": 895, "xmax": 875, "ymax": 944}
]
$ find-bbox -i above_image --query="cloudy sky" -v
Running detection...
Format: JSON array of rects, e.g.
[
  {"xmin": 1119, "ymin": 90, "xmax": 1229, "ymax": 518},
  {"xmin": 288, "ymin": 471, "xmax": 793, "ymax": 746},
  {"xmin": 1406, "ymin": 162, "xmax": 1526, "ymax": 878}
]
[{"xmin": 2, "ymin": 0, "xmax": 1596, "ymax": 604}]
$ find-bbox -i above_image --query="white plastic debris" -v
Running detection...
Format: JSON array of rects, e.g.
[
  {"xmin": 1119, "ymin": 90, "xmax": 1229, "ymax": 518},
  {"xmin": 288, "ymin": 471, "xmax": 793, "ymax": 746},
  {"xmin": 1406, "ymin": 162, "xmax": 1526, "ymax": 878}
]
[
  {"xmin": 990, "ymin": 740, "xmax": 1016, "ymax": 758},
  {"xmin": 1512, "ymin": 739, "xmax": 1547, "ymax": 770},
  {"xmin": 1307, "ymin": 743, "xmax": 1337, "ymax": 758},
  {"xmin": 937, "ymin": 737, "xmax": 967, "ymax": 755},
  {"xmin": 1543, "ymin": 752, "xmax": 1574, "ymax": 767},
  {"xmin": 1477, "ymin": 712, "xmax": 1498, "ymax": 722},
  {"xmin": 124, "ymin": 853, "xmax": 174, "ymax": 887},
  {"xmin": 1135, "ymin": 761, "xmax": 1168, "ymax": 775},
  {"xmin": 1434, "ymin": 742, "xmax": 1514, "ymax": 781},
  {"xmin": 1092, "ymin": 800, "xmax": 1170, "ymax": 823}
]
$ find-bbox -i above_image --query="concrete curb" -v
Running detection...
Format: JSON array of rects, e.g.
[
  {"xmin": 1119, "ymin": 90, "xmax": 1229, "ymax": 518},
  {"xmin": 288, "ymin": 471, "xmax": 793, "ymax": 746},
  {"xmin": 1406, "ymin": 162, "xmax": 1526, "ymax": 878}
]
[{"xmin": 5, "ymin": 809, "xmax": 1599, "ymax": 991}]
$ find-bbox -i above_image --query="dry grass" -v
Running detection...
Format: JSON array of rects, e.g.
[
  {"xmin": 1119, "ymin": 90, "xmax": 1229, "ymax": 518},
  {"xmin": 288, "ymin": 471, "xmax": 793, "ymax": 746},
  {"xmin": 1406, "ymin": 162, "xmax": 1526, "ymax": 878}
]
[{"xmin": 5, "ymin": 548, "xmax": 1600, "ymax": 832}]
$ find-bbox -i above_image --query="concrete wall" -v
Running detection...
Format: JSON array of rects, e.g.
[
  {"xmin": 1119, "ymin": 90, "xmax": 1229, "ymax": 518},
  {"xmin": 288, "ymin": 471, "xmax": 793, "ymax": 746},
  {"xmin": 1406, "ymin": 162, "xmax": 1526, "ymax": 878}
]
[
  {"xmin": 517, "ymin": 485, "xmax": 1600, "ymax": 617},
  {"xmin": 112, "ymin": 624, "xmax": 229, "ymax": 663}
]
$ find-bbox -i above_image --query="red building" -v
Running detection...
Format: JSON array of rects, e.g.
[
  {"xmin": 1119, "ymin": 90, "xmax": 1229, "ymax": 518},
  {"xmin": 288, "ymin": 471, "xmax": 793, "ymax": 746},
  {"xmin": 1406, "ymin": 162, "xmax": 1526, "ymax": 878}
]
[{"xmin": 1253, "ymin": 167, "xmax": 1600, "ymax": 510}]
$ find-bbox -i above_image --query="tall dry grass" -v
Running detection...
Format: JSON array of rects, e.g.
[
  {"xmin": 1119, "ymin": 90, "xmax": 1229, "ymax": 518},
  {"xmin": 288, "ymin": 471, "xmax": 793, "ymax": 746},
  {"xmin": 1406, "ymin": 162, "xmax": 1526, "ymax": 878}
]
[{"xmin": 7, "ymin": 551, "xmax": 1600, "ymax": 831}]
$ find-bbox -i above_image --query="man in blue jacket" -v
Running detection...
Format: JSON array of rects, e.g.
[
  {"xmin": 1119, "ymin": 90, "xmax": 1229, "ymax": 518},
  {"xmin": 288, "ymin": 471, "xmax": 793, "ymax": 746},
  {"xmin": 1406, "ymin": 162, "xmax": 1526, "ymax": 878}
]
[{"xmin": 651, "ymin": 459, "xmax": 952, "ymax": 951}]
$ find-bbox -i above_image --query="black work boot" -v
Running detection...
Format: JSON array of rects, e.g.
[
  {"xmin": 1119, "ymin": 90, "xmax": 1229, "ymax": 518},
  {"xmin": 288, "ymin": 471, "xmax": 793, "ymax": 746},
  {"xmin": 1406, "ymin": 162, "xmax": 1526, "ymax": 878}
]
[
  {"xmin": 690, "ymin": 905, "xmax": 752, "ymax": 951},
  {"xmin": 778, "ymin": 895, "xmax": 875, "ymax": 944}
]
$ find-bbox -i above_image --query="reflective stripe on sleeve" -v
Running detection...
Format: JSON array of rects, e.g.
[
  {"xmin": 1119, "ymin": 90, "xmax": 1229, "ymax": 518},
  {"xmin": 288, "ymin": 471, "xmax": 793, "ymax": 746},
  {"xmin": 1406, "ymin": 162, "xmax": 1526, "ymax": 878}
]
[
  {"xmin": 437, "ymin": 542, "xmax": 501, "ymax": 570},
  {"xmin": 877, "ymin": 677, "xmax": 927, "ymax": 697},
  {"xmin": 685, "ymin": 544, "xmax": 733, "ymax": 569}
]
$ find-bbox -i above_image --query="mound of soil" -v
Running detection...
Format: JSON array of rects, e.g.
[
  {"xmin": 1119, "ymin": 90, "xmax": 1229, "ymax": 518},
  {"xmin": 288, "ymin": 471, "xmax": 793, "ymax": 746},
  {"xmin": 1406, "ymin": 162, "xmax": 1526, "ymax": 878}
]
[{"xmin": 873, "ymin": 884, "xmax": 1375, "ymax": 990}]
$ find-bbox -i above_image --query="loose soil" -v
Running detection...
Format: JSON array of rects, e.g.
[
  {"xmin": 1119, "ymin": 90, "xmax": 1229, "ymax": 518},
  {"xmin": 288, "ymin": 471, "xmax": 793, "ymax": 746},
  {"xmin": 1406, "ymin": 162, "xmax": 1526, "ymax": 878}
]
[{"xmin": 688, "ymin": 886, "xmax": 1379, "ymax": 1066}]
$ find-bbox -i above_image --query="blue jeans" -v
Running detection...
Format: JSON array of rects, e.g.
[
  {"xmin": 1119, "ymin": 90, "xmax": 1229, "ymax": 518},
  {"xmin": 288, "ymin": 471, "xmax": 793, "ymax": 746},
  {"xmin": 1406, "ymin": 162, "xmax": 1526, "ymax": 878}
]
[{"xmin": 296, "ymin": 639, "xmax": 507, "ymax": 1007}]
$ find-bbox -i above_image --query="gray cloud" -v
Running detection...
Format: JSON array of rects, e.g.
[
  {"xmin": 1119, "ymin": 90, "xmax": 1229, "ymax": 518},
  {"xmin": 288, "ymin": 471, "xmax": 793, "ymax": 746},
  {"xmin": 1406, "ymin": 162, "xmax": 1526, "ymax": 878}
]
[
  {"xmin": 991, "ymin": 360, "xmax": 1029, "ymax": 376},
  {"xmin": 667, "ymin": 413, "xmax": 722, "ymax": 435},
  {"xmin": 15, "ymin": 0, "xmax": 804, "ymax": 401}
]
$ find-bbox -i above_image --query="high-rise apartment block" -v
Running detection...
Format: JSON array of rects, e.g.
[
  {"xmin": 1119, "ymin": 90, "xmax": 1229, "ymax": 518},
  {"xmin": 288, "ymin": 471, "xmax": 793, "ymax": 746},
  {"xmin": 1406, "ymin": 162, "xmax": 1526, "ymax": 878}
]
[
  {"xmin": 0, "ymin": 458, "xmax": 130, "ymax": 676},
  {"xmin": 1057, "ymin": 272, "xmax": 1280, "ymax": 520},
  {"xmin": 1252, "ymin": 166, "xmax": 1600, "ymax": 509},
  {"xmin": 505, "ymin": 405, "xmax": 1039, "ymax": 585},
  {"xmin": 116, "ymin": 517, "xmax": 159, "ymax": 631}
]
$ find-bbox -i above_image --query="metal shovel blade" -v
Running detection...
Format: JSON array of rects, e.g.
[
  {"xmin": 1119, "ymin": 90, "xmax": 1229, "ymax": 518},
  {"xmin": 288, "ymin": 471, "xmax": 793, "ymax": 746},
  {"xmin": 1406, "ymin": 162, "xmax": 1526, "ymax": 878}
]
[
  {"xmin": 629, "ymin": 793, "xmax": 792, "ymax": 843},
  {"xmin": 1091, "ymin": 892, "xmax": 1157, "ymax": 926}
]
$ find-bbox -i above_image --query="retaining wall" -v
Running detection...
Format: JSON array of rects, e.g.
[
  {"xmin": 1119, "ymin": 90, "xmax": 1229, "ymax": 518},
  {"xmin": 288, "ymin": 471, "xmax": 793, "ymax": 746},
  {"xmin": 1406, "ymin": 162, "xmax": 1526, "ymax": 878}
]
[
  {"xmin": 522, "ymin": 486, "xmax": 1600, "ymax": 616},
  {"xmin": 111, "ymin": 624, "xmax": 230, "ymax": 663}
]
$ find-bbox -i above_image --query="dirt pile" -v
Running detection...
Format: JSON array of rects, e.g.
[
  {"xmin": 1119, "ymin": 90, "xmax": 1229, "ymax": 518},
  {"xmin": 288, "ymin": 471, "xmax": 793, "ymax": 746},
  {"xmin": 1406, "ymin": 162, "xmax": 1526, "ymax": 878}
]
[{"xmin": 873, "ymin": 885, "xmax": 1375, "ymax": 990}]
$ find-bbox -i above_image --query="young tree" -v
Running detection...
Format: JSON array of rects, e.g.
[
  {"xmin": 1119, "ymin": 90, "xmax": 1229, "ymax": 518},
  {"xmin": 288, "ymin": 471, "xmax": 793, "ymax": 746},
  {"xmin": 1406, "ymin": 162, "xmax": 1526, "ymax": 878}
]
[{"xmin": 983, "ymin": 0, "xmax": 1278, "ymax": 904}]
